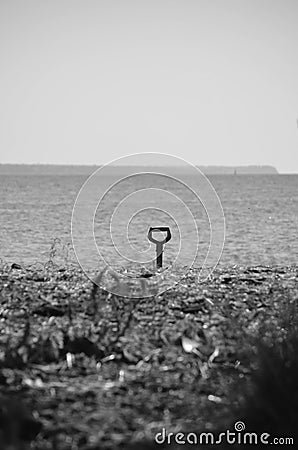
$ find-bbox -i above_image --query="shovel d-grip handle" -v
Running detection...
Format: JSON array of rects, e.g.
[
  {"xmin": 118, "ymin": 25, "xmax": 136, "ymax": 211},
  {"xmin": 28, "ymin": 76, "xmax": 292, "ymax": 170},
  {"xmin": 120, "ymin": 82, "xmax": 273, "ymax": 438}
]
[
  {"xmin": 147, "ymin": 227, "xmax": 172, "ymax": 245},
  {"xmin": 147, "ymin": 227, "xmax": 172, "ymax": 268}
]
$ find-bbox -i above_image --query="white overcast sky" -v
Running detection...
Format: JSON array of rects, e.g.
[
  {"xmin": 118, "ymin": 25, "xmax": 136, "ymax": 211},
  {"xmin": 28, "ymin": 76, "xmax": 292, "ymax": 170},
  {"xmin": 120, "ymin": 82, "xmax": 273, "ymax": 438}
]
[{"xmin": 1, "ymin": 0, "xmax": 298, "ymax": 172}]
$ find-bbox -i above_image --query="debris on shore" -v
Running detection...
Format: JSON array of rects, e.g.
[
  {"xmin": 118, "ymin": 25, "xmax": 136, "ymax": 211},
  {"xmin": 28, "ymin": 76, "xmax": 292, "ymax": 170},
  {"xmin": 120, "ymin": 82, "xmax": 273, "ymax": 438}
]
[{"xmin": 0, "ymin": 263, "xmax": 297, "ymax": 449}]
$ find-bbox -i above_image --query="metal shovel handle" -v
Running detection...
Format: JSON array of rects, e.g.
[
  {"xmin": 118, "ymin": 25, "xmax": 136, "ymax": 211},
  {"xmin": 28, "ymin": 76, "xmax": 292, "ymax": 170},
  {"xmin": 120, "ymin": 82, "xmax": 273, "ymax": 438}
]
[{"xmin": 147, "ymin": 227, "xmax": 172, "ymax": 245}]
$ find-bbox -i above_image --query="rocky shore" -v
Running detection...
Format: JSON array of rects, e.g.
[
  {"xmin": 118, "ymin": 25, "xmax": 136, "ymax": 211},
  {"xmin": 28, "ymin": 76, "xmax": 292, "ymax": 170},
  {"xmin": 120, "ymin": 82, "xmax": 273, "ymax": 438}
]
[{"xmin": 0, "ymin": 263, "xmax": 297, "ymax": 449}]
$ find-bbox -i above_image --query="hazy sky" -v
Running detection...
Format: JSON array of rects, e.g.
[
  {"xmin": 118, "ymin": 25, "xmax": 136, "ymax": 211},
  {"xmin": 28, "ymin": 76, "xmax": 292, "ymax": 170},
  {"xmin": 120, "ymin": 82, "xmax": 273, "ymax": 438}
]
[{"xmin": 1, "ymin": 0, "xmax": 298, "ymax": 172}]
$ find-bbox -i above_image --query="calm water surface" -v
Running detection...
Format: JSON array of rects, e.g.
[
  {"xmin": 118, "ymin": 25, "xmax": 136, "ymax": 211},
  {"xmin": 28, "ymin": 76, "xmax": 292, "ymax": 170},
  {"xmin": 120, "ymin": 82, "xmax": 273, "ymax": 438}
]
[{"xmin": 1, "ymin": 173, "xmax": 297, "ymax": 268}]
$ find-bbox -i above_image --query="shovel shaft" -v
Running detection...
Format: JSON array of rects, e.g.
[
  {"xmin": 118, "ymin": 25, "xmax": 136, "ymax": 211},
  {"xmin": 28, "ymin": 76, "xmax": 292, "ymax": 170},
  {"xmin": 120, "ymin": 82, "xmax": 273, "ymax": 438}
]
[{"xmin": 156, "ymin": 242, "xmax": 163, "ymax": 268}]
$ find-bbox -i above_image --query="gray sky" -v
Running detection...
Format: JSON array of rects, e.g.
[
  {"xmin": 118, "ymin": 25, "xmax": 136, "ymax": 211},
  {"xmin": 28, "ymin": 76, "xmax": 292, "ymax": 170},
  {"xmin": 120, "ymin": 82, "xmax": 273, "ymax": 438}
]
[{"xmin": 1, "ymin": 0, "xmax": 298, "ymax": 172}]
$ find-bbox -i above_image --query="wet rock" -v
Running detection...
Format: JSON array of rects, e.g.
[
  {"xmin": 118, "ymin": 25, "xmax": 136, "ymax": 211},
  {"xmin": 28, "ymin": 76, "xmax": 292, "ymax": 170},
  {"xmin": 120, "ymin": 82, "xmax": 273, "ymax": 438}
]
[{"xmin": 10, "ymin": 263, "xmax": 23, "ymax": 270}]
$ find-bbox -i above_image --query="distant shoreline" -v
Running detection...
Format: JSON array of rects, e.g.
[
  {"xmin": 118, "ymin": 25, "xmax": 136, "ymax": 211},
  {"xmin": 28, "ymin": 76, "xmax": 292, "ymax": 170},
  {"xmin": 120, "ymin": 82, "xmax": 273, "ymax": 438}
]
[{"xmin": 0, "ymin": 163, "xmax": 279, "ymax": 175}]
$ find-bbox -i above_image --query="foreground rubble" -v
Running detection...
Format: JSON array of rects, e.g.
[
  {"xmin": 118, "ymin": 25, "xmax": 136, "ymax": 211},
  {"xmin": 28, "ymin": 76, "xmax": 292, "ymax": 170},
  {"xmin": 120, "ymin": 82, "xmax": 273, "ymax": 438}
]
[{"xmin": 0, "ymin": 263, "xmax": 297, "ymax": 449}]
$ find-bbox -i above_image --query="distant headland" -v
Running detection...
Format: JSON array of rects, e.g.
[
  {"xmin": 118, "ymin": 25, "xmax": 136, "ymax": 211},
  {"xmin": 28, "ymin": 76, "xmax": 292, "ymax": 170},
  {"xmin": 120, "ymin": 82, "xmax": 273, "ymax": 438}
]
[
  {"xmin": 197, "ymin": 165, "xmax": 278, "ymax": 174},
  {"xmin": 0, "ymin": 164, "xmax": 278, "ymax": 175}
]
